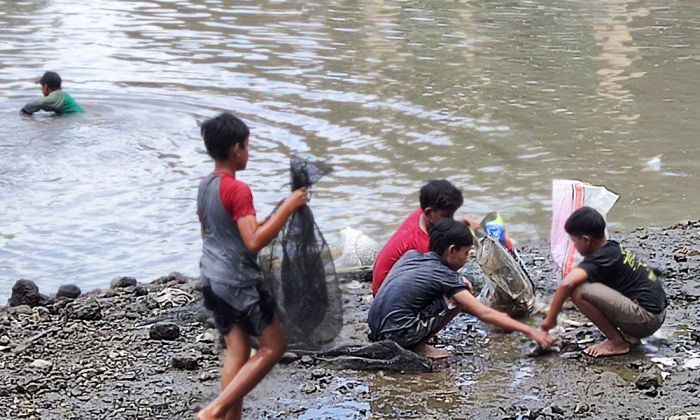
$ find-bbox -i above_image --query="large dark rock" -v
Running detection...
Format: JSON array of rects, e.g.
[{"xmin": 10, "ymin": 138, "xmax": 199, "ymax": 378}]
[
  {"xmin": 171, "ymin": 355, "xmax": 198, "ymax": 370},
  {"xmin": 8, "ymin": 280, "xmax": 49, "ymax": 307},
  {"xmin": 66, "ymin": 297, "xmax": 102, "ymax": 321},
  {"xmin": 111, "ymin": 277, "xmax": 137, "ymax": 289},
  {"xmin": 153, "ymin": 272, "xmax": 189, "ymax": 285},
  {"xmin": 56, "ymin": 284, "xmax": 81, "ymax": 299},
  {"xmin": 149, "ymin": 323, "xmax": 180, "ymax": 341}
]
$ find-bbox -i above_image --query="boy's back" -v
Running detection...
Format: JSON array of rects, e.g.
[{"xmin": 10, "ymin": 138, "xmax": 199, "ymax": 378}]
[
  {"xmin": 372, "ymin": 208, "xmax": 429, "ymax": 295},
  {"xmin": 368, "ymin": 250, "xmax": 465, "ymax": 336},
  {"xmin": 197, "ymin": 172, "xmax": 261, "ymax": 296},
  {"xmin": 579, "ymin": 240, "xmax": 667, "ymax": 314}
]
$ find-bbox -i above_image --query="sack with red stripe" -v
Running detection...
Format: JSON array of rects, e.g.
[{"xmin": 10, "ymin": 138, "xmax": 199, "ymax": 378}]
[{"xmin": 550, "ymin": 180, "xmax": 619, "ymax": 279}]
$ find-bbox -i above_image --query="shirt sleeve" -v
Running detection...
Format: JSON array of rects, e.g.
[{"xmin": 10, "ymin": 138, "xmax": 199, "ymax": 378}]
[
  {"xmin": 440, "ymin": 272, "xmax": 467, "ymax": 297},
  {"xmin": 21, "ymin": 95, "xmax": 63, "ymax": 115},
  {"xmin": 21, "ymin": 97, "xmax": 47, "ymax": 114},
  {"xmin": 577, "ymin": 248, "xmax": 615, "ymax": 282},
  {"xmin": 219, "ymin": 178, "xmax": 256, "ymax": 221}
]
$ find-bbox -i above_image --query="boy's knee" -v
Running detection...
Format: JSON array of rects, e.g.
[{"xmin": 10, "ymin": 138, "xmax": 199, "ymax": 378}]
[
  {"xmin": 571, "ymin": 284, "xmax": 587, "ymax": 303},
  {"xmin": 269, "ymin": 332, "xmax": 288, "ymax": 357}
]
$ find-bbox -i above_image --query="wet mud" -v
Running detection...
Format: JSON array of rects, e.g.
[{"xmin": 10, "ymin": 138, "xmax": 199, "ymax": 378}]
[{"xmin": 1, "ymin": 222, "xmax": 699, "ymax": 419}]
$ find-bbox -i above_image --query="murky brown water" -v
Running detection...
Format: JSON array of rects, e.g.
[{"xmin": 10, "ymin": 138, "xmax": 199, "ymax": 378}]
[{"xmin": 1, "ymin": 0, "xmax": 699, "ymax": 296}]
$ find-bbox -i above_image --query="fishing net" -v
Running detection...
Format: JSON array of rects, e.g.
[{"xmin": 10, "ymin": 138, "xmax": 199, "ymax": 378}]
[
  {"xmin": 462, "ymin": 214, "xmax": 535, "ymax": 318},
  {"xmin": 260, "ymin": 154, "xmax": 343, "ymax": 349}
]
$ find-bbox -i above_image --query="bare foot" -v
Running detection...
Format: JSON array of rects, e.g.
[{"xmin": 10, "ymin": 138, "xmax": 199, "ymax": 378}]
[
  {"xmin": 197, "ymin": 405, "xmax": 222, "ymax": 420},
  {"xmin": 413, "ymin": 343, "xmax": 451, "ymax": 359},
  {"xmin": 584, "ymin": 339, "xmax": 630, "ymax": 357},
  {"xmin": 620, "ymin": 331, "xmax": 642, "ymax": 347}
]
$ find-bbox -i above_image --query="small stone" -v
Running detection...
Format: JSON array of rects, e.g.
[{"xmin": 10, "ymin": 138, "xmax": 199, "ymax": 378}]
[
  {"xmin": 153, "ymin": 272, "xmax": 189, "ymax": 285},
  {"xmin": 311, "ymin": 368, "xmax": 326, "ymax": 379},
  {"xmin": 301, "ymin": 382, "xmax": 316, "ymax": 394},
  {"xmin": 550, "ymin": 405, "xmax": 565, "ymax": 415},
  {"xmin": 300, "ymin": 355, "xmax": 313, "ymax": 365},
  {"xmin": 120, "ymin": 372, "xmax": 137, "ymax": 381},
  {"xmin": 10, "ymin": 305, "xmax": 32, "ymax": 315},
  {"xmin": 66, "ymin": 297, "xmax": 102, "ymax": 321},
  {"xmin": 172, "ymin": 355, "xmax": 199, "ymax": 370},
  {"xmin": 636, "ymin": 371, "xmax": 663, "ymax": 390},
  {"xmin": 30, "ymin": 359, "xmax": 53, "ymax": 372},
  {"xmin": 111, "ymin": 277, "xmax": 137, "ymax": 289},
  {"xmin": 195, "ymin": 329, "xmax": 217, "ymax": 343},
  {"xmin": 8, "ymin": 280, "xmax": 50, "ymax": 307},
  {"xmin": 574, "ymin": 403, "xmax": 589, "ymax": 414},
  {"xmin": 0, "ymin": 336, "xmax": 9, "ymax": 346},
  {"xmin": 104, "ymin": 289, "xmax": 119, "ymax": 298},
  {"xmin": 149, "ymin": 323, "xmax": 180, "ymax": 341},
  {"xmin": 199, "ymin": 371, "xmax": 216, "ymax": 382},
  {"xmin": 56, "ymin": 285, "xmax": 81, "ymax": 299},
  {"xmin": 280, "ymin": 352, "xmax": 300, "ymax": 364}
]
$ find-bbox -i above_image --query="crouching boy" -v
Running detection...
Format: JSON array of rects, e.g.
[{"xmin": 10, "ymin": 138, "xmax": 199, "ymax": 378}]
[
  {"xmin": 541, "ymin": 207, "xmax": 668, "ymax": 357},
  {"xmin": 368, "ymin": 219, "xmax": 553, "ymax": 359}
]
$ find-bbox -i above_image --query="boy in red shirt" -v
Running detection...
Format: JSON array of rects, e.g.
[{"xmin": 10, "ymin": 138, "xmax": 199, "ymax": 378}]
[
  {"xmin": 372, "ymin": 179, "xmax": 473, "ymax": 296},
  {"xmin": 196, "ymin": 113, "xmax": 308, "ymax": 420}
]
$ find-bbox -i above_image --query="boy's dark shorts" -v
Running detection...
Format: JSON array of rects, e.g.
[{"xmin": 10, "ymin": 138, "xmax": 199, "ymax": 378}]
[
  {"xmin": 370, "ymin": 295, "xmax": 458, "ymax": 349},
  {"xmin": 202, "ymin": 285, "xmax": 276, "ymax": 337}
]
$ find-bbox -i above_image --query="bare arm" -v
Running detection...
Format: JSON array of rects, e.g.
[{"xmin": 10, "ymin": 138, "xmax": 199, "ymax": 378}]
[
  {"xmin": 452, "ymin": 289, "xmax": 553, "ymax": 348},
  {"xmin": 541, "ymin": 268, "xmax": 589, "ymax": 331},
  {"xmin": 236, "ymin": 188, "xmax": 307, "ymax": 253}
]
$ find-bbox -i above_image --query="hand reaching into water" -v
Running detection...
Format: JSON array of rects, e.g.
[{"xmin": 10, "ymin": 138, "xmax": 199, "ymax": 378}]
[{"xmin": 529, "ymin": 329, "xmax": 555, "ymax": 349}]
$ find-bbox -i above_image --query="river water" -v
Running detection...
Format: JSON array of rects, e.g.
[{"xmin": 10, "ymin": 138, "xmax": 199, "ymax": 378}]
[{"xmin": 1, "ymin": 0, "xmax": 698, "ymax": 298}]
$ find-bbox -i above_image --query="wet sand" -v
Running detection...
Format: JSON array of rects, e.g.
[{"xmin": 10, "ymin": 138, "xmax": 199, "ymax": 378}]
[{"xmin": 1, "ymin": 222, "xmax": 699, "ymax": 419}]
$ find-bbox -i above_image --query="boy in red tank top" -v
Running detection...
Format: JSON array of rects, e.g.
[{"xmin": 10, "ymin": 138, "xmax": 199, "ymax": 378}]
[{"xmin": 372, "ymin": 180, "xmax": 476, "ymax": 296}]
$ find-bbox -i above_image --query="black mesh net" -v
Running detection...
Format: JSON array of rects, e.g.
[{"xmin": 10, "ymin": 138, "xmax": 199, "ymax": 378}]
[{"xmin": 260, "ymin": 154, "xmax": 342, "ymax": 349}]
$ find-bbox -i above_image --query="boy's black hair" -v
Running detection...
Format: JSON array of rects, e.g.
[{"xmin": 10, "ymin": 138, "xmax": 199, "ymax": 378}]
[
  {"xmin": 429, "ymin": 219, "xmax": 473, "ymax": 256},
  {"xmin": 201, "ymin": 112, "xmax": 250, "ymax": 161},
  {"xmin": 37, "ymin": 71, "xmax": 61, "ymax": 90},
  {"xmin": 564, "ymin": 206, "xmax": 606, "ymax": 239},
  {"xmin": 419, "ymin": 179, "xmax": 464, "ymax": 212}
]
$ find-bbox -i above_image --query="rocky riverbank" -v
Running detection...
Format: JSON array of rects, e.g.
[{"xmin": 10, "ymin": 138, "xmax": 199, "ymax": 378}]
[{"xmin": 1, "ymin": 222, "xmax": 699, "ymax": 419}]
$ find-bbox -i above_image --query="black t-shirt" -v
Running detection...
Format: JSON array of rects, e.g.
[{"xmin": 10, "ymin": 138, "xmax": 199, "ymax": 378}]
[
  {"xmin": 578, "ymin": 240, "xmax": 667, "ymax": 314},
  {"xmin": 367, "ymin": 251, "xmax": 466, "ymax": 337}
]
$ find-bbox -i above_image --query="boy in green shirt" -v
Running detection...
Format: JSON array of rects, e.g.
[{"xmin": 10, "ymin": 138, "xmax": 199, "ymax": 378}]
[{"xmin": 21, "ymin": 71, "xmax": 84, "ymax": 115}]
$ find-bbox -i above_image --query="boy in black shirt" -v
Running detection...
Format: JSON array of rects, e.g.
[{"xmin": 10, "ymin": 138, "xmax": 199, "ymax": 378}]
[
  {"xmin": 368, "ymin": 219, "xmax": 553, "ymax": 359},
  {"xmin": 541, "ymin": 207, "xmax": 667, "ymax": 357}
]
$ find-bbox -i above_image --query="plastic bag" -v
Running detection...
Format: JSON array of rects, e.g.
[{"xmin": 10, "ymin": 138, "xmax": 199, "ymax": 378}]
[
  {"xmin": 335, "ymin": 227, "xmax": 379, "ymax": 268},
  {"xmin": 260, "ymin": 154, "xmax": 342, "ymax": 349},
  {"xmin": 550, "ymin": 179, "xmax": 619, "ymax": 279},
  {"xmin": 470, "ymin": 214, "xmax": 535, "ymax": 318}
]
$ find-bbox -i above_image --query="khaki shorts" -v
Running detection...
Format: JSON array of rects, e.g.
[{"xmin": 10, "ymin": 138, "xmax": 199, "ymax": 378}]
[{"xmin": 577, "ymin": 282, "xmax": 665, "ymax": 338}]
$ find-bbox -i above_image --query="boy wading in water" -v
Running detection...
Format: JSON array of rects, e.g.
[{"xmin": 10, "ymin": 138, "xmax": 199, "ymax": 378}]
[
  {"xmin": 20, "ymin": 71, "xmax": 84, "ymax": 115},
  {"xmin": 541, "ymin": 207, "xmax": 668, "ymax": 357},
  {"xmin": 196, "ymin": 113, "xmax": 308, "ymax": 420},
  {"xmin": 368, "ymin": 219, "xmax": 554, "ymax": 359}
]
